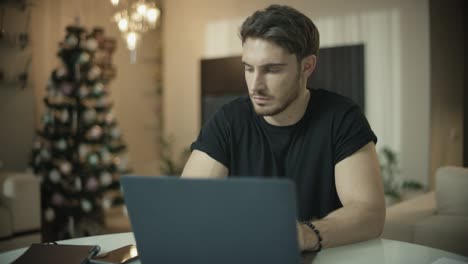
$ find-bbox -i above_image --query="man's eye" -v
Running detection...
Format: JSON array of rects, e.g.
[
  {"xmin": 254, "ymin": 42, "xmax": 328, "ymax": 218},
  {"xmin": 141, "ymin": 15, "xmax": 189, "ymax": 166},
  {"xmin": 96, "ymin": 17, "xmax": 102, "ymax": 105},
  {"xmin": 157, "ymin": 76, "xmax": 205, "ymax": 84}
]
[
  {"xmin": 266, "ymin": 68, "xmax": 280, "ymax": 73},
  {"xmin": 244, "ymin": 67, "xmax": 254, "ymax": 72}
]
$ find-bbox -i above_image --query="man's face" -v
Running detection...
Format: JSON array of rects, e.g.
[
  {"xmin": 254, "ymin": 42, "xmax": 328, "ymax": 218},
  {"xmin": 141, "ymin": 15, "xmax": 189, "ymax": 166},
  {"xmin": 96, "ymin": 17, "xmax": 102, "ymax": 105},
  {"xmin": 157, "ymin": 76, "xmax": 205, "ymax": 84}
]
[{"xmin": 242, "ymin": 38, "xmax": 302, "ymax": 117}]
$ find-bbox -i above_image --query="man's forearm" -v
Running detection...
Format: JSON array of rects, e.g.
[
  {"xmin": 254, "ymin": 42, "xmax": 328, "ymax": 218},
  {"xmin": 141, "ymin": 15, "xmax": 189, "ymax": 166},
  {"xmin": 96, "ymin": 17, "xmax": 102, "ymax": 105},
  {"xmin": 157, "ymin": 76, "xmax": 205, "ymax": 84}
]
[{"xmin": 300, "ymin": 202, "xmax": 385, "ymax": 250}]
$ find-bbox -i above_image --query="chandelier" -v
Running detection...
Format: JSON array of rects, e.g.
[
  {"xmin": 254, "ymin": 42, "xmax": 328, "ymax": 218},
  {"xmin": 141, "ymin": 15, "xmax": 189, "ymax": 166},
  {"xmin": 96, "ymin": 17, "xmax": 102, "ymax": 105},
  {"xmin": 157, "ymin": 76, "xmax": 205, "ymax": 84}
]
[{"xmin": 110, "ymin": 0, "xmax": 161, "ymax": 62}]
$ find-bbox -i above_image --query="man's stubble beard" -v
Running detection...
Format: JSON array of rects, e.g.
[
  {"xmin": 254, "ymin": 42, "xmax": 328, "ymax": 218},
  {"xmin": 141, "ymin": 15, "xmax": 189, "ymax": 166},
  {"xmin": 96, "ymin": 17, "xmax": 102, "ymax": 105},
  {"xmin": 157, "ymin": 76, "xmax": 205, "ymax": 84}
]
[
  {"xmin": 252, "ymin": 70, "xmax": 302, "ymax": 117},
  {"xmin": 253, "ymin": 87, "xmax": 300, "ymax": 116}
]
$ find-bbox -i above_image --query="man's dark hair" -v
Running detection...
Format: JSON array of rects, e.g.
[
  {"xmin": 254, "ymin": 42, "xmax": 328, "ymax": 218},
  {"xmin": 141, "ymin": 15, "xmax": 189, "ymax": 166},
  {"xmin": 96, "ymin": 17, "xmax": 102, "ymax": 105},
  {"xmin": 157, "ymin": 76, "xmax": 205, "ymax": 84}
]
[{"xmin": 240, "ymin": 5, "xmax": 320, "ymax": 60}]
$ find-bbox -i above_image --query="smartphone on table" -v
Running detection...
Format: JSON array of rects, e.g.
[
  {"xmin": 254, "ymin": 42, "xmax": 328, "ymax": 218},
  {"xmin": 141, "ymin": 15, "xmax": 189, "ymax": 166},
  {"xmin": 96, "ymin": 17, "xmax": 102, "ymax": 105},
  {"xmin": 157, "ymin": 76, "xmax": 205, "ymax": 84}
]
[{"xmin": 90, "ymin": 245, "xmax": 139, "ymax": 264}]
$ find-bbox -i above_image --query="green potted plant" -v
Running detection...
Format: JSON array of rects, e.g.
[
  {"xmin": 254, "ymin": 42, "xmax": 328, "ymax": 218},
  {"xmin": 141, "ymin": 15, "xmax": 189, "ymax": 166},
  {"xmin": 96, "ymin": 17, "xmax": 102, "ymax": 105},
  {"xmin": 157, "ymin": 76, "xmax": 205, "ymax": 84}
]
[
  {"xmin": 159, "ymin": 135, "xmax": 191, "ymax": 175},
  {"xmin": 379, "ymin": 146, "xmax": 424, "ymax": 206}
]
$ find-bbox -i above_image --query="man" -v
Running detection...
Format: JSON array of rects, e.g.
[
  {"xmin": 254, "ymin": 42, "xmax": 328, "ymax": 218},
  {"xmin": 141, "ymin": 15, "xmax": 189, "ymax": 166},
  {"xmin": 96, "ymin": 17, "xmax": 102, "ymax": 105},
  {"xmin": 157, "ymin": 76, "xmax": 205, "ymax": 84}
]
[{"xmin": 182, "ymin": 5, "xmax": 385, "ymax": 252}]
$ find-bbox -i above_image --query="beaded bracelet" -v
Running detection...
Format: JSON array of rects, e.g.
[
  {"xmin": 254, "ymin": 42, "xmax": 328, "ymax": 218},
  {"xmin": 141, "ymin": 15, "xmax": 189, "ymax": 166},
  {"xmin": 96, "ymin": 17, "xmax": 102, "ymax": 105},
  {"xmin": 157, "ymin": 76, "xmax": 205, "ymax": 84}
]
[{"xmin": 302, "ymin": 221, "xmax": 323, "ymax": 253}]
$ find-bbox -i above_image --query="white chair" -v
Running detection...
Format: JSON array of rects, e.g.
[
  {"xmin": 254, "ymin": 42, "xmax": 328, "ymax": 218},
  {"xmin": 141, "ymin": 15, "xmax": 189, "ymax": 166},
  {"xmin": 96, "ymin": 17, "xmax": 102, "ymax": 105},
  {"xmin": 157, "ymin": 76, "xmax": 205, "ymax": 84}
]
[
  {"xmin": 0, "ymin": 172, "xmax": 41, "ymax": 252},
  {"xmin": 382, "ymin": 166, "xmax": 468, "ymax": 256}
]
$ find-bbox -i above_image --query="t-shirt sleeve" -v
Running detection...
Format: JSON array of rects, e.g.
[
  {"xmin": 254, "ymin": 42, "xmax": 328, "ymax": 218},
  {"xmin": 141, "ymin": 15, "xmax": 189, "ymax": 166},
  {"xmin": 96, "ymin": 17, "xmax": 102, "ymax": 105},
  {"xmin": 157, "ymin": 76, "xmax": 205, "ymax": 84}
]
[
  {"xmin": 190, "ymin": 108, "xmax": 231, "ymax": 168},
  {"xmin": 333, "ymin": 105, "xmax": 377, "ymax": 164}
]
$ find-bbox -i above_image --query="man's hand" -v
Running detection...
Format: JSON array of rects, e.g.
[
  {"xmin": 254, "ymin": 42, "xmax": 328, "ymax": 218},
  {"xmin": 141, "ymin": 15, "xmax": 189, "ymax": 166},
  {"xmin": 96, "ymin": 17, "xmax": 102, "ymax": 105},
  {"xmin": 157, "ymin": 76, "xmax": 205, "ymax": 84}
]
[
  {"xmin": 297, "ymin": 221, "xmax": 318, "ymax": 251},
  {"xmin": 298, "ymin": 143, "xmax": 385, "ymax": 250}
]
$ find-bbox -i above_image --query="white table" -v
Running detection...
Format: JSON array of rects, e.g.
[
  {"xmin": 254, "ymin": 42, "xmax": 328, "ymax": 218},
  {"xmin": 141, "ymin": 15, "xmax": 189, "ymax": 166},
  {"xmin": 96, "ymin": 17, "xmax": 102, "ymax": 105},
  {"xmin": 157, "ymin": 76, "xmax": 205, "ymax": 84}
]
[{"xmin": 1, "ymin": 232, "xmax": 467, "ymax": 264}]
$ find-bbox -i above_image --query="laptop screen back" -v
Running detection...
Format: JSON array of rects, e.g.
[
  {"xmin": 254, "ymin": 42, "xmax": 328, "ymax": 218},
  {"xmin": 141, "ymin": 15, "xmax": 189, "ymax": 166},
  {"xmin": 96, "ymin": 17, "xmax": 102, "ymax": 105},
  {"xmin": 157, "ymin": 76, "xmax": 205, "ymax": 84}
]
[{"xmin": 121, "ymin": 176, "xmax": 300, "ymax": 264}]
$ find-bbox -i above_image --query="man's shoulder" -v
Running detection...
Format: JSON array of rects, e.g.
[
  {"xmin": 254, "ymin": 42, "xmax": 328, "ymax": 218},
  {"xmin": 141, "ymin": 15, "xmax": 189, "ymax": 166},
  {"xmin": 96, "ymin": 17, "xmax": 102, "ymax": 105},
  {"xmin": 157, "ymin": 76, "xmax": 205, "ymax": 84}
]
[
  {"xmin": 205, "ymin": 96, "xmax": 254, "ymax": 134},
  {"xmin": 312, "ymin": 89, "xmax": 356, "ymax": 105},
  {"xmin": 310, "ymin": 89, "xmax": 359, "ymax": 114}
]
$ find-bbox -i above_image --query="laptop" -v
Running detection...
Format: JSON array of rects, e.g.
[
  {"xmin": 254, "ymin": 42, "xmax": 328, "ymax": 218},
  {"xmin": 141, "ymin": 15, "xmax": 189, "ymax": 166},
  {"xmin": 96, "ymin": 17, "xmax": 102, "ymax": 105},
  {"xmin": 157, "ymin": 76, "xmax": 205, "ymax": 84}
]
[{"xmin": 120, "ymin": 176, "xmax": 301, "ymax": 264}]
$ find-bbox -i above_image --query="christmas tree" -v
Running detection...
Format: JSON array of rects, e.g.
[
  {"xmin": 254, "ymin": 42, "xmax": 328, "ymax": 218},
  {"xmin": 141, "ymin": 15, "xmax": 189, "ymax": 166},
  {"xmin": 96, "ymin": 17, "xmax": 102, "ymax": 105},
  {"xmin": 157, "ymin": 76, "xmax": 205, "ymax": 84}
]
[{"xmin": 31, "ymin": 26, "xmax": 129, "ymax": 241}]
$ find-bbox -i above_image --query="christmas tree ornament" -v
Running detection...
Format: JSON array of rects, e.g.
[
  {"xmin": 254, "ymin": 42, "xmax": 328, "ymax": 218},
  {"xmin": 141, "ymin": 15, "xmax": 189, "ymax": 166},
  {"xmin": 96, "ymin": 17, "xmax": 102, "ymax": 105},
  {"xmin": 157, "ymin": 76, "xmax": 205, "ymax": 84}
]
[
  {"xmin": 56, "ymin": 138, "xmax": 67, "ymax": 150},
  {"xmin": 79, "ymin": 144, "xmax": 90, "ymax": 159},
  {"xmin": 47, "ymin": 88, "xmax": 57, "ymax": 97},
  {"xmin": 40, "ymin": 149, "xmax": 51, "ymax": 160},
  {"xmin": 65, "ymin": 34, "xmax": 78, "ymax": 47},
  {"xmin": 55, "ymin": 94, "xmax": 65, "ymax": 104},
  {"xmin": 110, "ymin": 127, "xmax": 121, "ymax": 139},
  {"xmin": 44, "ymin": 207, "xmax": 55, "ymax": 222},
  {"xmin": 61, "ymin": 82, "xmax": 74, "ymax": 96},
  {"xmin": 113, "ymin": 157, "xmax": 121, "ymax": 168},
  {"xmin": 101, "ymin": 149, "xmax": 112, "ymax": 164},
  {"xmin": 47, "ymin": 79, "xmax": 56, "ymax": 90},
  {"xmin": 51, "ymin": 192, "xmax": 65, "ymax": 206},
  {"xmin": 49, "ymin": 169, "xmax": 61, "ymax": 183},
  {"xmin": 99, "ymin": 172, "xmax": 112, "ymax": 186},
  {"xmin": 34, "ymin": 155, "xmax": 41, "ymax": 166},
  {"xmin": 60, "ymin": 110, "xmax": 69, "ymax": 123},
  {"xmin": 78, "ymin": 52, "xmax": 91, "ymax": 64},
  {"xmin": 47, "ymin": 90, "xmax": 59, "ymax": 98},
  {"xmin": 88, "ymin": 125, "xmax": 103, "ymax": 139},
  {"xmin": 81, "ymin": 199, "xmax": 93, "ymax": 213},
  {"xmin": 86, "ymin": 38, "xmax": 98, "ymax": 51},
  {"xmin": 56, "ymin": 67, "xmax": 67, "ymax": 79},
  {"xmin": 88, "ymin": 153, "xmax": 99, "ymax": 165},
  {"xmin": 105, "ymin": 113, "xmax": 115, "ymax": 124},
  {"xmin": 59, "ymin": 161, "xmax": 72, "ymax": 175},
  {"xmin": 75, "ymin": 177, "xmax": 82, "ymax": 191},
  {"xmin": 87, "ymin": 66, "xmax": 101, "ymax": 81},
  {"xmin": 83, "ymin": 109, "xmax": 97, "ymax": 124},
  {"xmin": 43, "ymin": 112, "xmax": 53, "ymax": 124},
  {"xmin": 93, "ymin": 83, "xmax": 104, "ymax": 95},
  {"xmin": 96, "ymin": 98, "xmax": 106, "ymax": 108},
  {"xmin": 78, "ymin": 84, "xmax": 89, "ymax": 98},
  {"xmin": 78, "ymin": 144, "xmax": 90, "ymax": 158},
  {"xmin": 86, "ymin": 177, "xmax": 99, "ymax": 191}
]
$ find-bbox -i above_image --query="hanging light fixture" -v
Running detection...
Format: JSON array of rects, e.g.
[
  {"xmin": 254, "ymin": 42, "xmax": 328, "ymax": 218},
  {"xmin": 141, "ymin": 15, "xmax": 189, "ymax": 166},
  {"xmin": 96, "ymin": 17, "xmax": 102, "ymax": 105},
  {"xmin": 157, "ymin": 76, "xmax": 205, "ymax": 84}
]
[{"xmin": 110, "ymin": 0, "xmax": 160, "ymax": 63}]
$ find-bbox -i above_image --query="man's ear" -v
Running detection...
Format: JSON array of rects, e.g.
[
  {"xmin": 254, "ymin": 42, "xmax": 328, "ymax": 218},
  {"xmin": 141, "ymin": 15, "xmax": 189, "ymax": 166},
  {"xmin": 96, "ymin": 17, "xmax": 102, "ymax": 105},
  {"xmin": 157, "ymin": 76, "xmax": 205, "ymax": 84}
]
[{"xmin": 301, "ymin": 55, "xmax": 317, "ymax": 78}]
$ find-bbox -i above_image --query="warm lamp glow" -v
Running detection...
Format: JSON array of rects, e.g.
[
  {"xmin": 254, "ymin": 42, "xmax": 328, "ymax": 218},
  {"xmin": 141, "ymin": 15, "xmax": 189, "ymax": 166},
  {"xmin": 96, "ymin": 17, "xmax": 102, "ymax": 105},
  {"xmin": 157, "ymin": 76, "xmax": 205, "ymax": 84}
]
[
  {"xmin": 126, "ymin": 32, "xmax": 138, "ymax": 50},
  {"xmin": 146, "ymin": 8, "xmax": 160, "ymax": 24},
  {"xmin": 137, "ymin": 4, "xmax": 147, "ymax": 15},
  {"xmin": 118, "ymin": 18, "xmax": 129, "ymax": 32},
  {"xmin": 111, "ymin": 0, "xmax": 161, "ymax": 57}
]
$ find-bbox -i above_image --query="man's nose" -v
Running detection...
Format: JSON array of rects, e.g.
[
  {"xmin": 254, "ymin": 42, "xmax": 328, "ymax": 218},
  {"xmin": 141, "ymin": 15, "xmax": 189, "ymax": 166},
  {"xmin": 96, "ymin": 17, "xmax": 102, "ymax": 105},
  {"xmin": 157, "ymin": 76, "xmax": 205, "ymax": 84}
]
[{"xmin": 251, "ymin": 72, "xmax": 266, "ymax": 92}]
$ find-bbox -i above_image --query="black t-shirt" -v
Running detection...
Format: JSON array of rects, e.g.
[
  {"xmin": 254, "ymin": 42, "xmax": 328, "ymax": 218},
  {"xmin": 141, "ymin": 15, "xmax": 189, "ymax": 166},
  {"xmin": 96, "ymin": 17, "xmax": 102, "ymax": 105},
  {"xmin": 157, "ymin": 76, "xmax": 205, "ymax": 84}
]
[{"xmin": 191, "ymin": 89, "xmax": 377, "ymax": 220}]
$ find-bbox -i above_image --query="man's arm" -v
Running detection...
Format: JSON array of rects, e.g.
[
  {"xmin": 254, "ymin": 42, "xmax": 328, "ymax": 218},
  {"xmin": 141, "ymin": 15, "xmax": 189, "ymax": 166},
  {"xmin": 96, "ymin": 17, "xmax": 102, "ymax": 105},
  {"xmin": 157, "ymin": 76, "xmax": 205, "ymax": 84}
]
[
  {"xmin": 181, "ymin": 150, "xmax": 228, "ymax": 178},
  {"xmin": 298, "ymin": 142, "xmax": 385, "ymax": 251}
]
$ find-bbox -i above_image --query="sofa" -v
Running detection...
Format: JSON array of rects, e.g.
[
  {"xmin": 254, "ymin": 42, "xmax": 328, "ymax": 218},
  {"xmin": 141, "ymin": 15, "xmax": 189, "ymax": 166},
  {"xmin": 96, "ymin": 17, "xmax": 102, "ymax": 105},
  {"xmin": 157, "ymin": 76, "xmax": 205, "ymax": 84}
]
[
  {"xmin": 382, "ymin": 166, "xmax": 468, "ymax": 256},
  {"xmin": 0, "ymin": 172, "xmax": 41, "ymax": 252}
]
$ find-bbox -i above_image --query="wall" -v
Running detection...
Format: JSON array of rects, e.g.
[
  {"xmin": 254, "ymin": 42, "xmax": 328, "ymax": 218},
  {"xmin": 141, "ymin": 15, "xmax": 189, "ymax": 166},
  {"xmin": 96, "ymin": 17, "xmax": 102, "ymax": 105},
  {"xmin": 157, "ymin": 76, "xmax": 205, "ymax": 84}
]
[
  {"xmin": 429, "ymin": 0, "xmax": 465, "ymax": 188},
  {"xmin": 0, "ymin": 4, "xmax": 33, "ymax": 171},
  {"xmin": 0, "ymin": 0, "xmax": 163, "ymax": 175},
  {"xmin": 163, "ymin": 0, "xmax": 431, "ymax": 184},
  {"xmin": 466, "ymin": 0, "xmax": 468, "ymax": 168}
]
